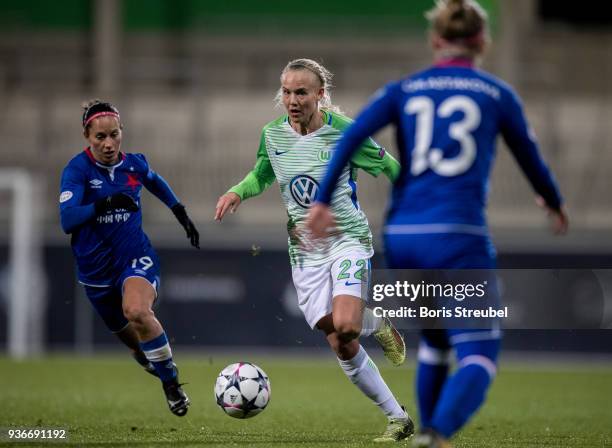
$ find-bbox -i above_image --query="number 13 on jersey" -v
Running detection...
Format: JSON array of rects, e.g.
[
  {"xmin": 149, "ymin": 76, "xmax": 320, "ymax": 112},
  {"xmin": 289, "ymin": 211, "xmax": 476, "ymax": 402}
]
[{"xmin": 406, "ymin": 95, "xmax": 481, "ymax": 177}]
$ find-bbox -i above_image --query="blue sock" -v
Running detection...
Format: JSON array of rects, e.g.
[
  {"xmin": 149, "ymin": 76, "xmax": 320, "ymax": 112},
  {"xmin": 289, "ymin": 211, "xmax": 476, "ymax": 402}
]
[
  {"xmin": 430, "ymin": 358, "xmax": 495, "ymax": 438},
  {"xmin": 417, "ymin": 361, "xmax": 449, "ymax": 428},
  {"xmin": 416, "ymin": 341, "xmax": 451, "ymax": 428},
  {"xmin": 140, "ymin": 332, "xmax": 177, "ymax": 383},
  {"xmin": 132, "ymin": 350, "xmax": 152, "ymax": 368}
]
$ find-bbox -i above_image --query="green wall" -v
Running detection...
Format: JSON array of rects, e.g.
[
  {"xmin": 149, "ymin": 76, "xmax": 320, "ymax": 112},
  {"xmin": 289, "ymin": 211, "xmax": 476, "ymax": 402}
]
[
  {"xmin": 0, "ymin": 0, "xmax": 91, "ymax": 30},
  {"xmin": 0, "ymin": 0, "xmax": 498, "ymax": 35}
]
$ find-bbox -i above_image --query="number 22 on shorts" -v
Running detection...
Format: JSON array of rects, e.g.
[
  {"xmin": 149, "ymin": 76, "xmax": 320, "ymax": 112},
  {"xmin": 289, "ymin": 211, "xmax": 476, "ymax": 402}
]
[{"xmin": 337, "ymin": 259, "xmax": 367, "ymax": 286}]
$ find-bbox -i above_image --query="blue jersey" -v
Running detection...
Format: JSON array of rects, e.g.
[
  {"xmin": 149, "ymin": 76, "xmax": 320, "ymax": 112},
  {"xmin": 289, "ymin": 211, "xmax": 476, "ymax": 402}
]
[
  {"xmin": 59, "ymin": 148, "xmax": 179, "ymax": 286},
  {"xmin": 318, "ymin": 60, "xmax": 562, "ymax": 235}
]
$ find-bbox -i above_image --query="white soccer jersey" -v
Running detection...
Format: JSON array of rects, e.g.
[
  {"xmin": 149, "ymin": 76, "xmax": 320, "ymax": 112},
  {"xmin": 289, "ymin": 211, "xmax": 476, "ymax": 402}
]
[{"xmin": 231, "ymin": 110, "xmax": 391, "ymax": 267}]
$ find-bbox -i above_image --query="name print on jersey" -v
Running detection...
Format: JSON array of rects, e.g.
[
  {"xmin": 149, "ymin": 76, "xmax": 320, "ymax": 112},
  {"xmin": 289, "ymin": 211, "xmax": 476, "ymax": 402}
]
[{"xmin": 97, "ymin": 212, "xmax": 132, "ymax": 224}]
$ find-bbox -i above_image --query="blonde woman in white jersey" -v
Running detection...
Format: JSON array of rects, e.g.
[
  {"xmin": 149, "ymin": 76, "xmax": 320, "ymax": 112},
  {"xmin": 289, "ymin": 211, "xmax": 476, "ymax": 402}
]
[{"xmin": 215, "ymin": 59, "xmax": 414, "ymax": 442}]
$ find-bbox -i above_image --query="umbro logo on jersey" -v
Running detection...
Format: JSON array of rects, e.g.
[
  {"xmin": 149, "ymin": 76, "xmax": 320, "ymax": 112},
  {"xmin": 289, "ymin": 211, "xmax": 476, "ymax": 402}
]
[
  {"xmin": 290, "ymin": 175, "xmax": 319, "ymax": 208},
  {"xmin": 275, "ymin": 149, "xmax": 289, "ymax": 155},
  {"xmin": 89, "ymin": 179, "xmax": 103, "ymax": 189}
]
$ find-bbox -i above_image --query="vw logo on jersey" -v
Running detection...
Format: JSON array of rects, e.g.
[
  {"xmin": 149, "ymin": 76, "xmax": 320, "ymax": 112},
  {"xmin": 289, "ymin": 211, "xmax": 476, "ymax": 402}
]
[{"xmin": 289, "ymin": 175, "xmax": 319, "ymax": 208}]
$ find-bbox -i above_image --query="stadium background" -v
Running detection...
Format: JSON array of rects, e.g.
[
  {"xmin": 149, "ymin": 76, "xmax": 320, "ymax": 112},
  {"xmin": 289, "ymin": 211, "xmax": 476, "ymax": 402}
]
[
  {"xmin": 1, "ymin": 0, "xmax": 612, "ymax": 356},
  {"xmin": 1, "ymin": 3, "xmax": 611, "ymax": 447}
]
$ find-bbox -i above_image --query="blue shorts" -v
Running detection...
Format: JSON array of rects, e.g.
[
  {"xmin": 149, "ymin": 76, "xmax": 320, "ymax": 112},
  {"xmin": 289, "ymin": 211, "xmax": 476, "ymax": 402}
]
[
  {"xmin": 83, "ymin": 251, "xmax": 161, "ymax": 333},
  {"xmin": 384, "ymin": 232, "xmax": 496, "ymax": 269},
  {"xmin": 384, "ymin": 232, "xmax": 500, "ymax": 354}
]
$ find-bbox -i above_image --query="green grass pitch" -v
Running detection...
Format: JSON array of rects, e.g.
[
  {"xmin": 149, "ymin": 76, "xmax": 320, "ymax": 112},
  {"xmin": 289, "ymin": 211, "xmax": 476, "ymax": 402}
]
[{"xmin": 1, "ymin": 353, "xmax": 611, "ymax": 447}]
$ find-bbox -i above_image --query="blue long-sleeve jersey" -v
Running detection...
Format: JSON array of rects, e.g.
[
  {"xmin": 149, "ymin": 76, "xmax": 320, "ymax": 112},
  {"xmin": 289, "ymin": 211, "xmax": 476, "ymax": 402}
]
[
  {"xmin": 318, "ymin": 61, "xmax": 562, "ymax": 233},
  {"xmin": 59, "ymin": 148, "xmax": 180, "ymax": 286}
]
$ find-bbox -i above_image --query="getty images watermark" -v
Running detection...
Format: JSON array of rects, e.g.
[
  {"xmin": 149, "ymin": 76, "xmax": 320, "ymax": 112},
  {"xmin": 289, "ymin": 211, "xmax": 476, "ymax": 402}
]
[
  {"xmin": 370, "ymin": 278, "xmax": 507, "ymax": 320},
  {"xmin": 362, "ymin": 270, "xmax": 612, "ymax": 330}
]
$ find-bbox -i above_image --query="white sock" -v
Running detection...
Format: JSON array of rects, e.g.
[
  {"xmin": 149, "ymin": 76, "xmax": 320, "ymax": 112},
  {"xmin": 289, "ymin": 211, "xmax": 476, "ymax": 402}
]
[
  {"xmin": 338, "ymin": 345, "xmax": 406, "ymax": 418},
  {"xmin": 360, "ymin": 307, "xmax": 384, "ymax": 337}
]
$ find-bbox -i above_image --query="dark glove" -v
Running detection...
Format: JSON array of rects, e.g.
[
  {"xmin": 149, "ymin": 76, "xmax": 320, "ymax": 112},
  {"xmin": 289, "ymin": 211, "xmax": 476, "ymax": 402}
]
[
  {"xmin": 172, "ymin": 203, "xmax": 200, "ymax": 249},
  {"xmin": 94, "ymin": 193, "xmax": 139, "ymax": 214}
]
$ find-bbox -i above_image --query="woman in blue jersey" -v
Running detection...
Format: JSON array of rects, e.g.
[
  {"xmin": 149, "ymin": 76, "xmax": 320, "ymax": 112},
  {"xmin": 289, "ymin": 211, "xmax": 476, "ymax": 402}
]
[
  {"xmin": 308, "ymin": 1, "xmax": 568, "ymax": 447},
  {"xmin": 59, "ymin": 100, "xmax": 199, "ymax": 417}
]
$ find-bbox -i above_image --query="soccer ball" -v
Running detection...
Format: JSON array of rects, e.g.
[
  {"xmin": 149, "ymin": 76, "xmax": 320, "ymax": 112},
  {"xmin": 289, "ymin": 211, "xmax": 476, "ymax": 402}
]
[{"xmin": 214, "ymin": 362, "xmax": 271, "ymax": 419}]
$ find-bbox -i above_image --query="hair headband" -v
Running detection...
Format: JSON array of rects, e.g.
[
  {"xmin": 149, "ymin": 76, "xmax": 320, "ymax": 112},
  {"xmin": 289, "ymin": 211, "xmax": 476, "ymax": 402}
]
[{"xmin": 83, "ymin": 111, "xmax": 120, "ymax": 128}]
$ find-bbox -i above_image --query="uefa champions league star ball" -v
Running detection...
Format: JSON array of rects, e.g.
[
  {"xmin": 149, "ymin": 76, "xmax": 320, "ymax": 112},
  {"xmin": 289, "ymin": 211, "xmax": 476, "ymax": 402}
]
[{"xmin": 214, "ymin": 362, "xmax": 271, "ymax": 418}]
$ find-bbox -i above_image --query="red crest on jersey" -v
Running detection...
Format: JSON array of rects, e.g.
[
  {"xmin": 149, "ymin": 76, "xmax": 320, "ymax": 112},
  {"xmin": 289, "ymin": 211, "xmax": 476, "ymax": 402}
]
[{"xmin": 126, "ymin": 173, "xmax": 141, "ymax": 190}]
